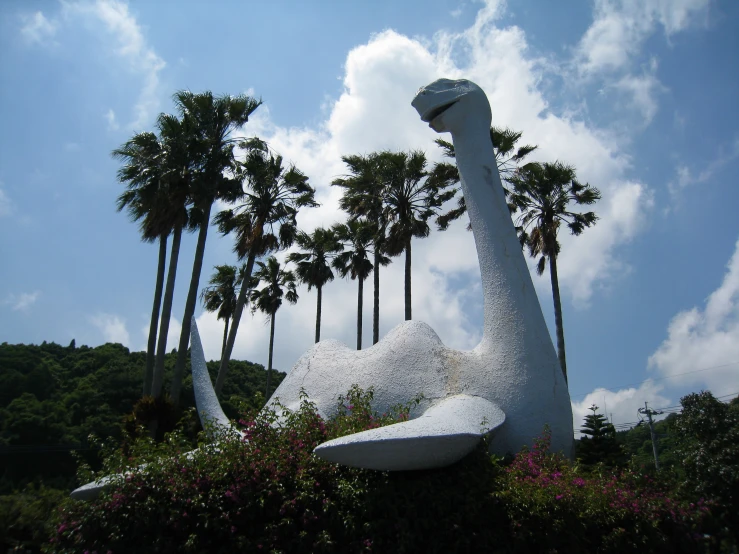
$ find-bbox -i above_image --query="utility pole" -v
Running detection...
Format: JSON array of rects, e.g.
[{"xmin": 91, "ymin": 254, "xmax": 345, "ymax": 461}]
[{"xmin": 638, "ymin": 402, "xmax": 663, "ymax": 470}]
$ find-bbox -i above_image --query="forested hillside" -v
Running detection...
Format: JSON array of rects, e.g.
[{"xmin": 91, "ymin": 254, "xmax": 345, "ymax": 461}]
[{"xmin": 0, "ymin": 340, "xmax": 284, "ymax": 494}]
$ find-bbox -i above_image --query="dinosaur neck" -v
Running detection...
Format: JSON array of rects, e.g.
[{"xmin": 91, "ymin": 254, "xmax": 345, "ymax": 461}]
[{"xmin": 451, "ymin": 121, "xmax": 548, "ymax": 350}]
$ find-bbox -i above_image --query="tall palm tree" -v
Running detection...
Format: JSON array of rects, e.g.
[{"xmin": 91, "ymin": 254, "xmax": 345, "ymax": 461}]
[
  {"xmin": 200, "ymin": 264, "xmax": 242, "ymax": 356},
  {"xmin": 287, "ymin": 228, "xmax": 343, "ymax": 343},
  {"xmin": 249, "ymin": 256, "xmax": 298, "ymax": 399},
  {"xmin": 433, "ymin": 126, "xmax": 537, "ymax": 230},
  {"xmin": 169, "ymin": 91, "xmax": 262, "ymax": 406},
  {"xmin": 332, "ymin": 219, "xmax": 389, "ymax": 349},
  {"xmin": 112, "ymin": 117, "xmax": 190, "ymax": 398},
  {"xmin": 377, "ymin": 150, "xmax": 457, "ymax": 320},
  {"xmin": 113, "ymin": 131, "xmax": 166, "ymax": 397},
  {"xmin": 214, "ymin": 138, "xmax": 317, "ymax": 395},
  {"xmin": 148, "ymin": 113, "xmax": 195, "ymax": 399},
  {"xmin": 332, "ymin": 154, "xmax": 389, "ymax": 344},
  {"xmin": 507, "ymin": 161, "xmax": 601, "ymax": 383}
]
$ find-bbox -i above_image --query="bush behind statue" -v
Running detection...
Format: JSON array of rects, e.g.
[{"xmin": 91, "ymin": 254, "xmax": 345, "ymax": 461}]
[{"xmin": 49, "ymin": 387, "xmax": 708, "ymax": 554}]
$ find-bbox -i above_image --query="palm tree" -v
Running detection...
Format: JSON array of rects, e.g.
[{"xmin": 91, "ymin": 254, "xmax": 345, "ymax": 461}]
[
  {"xmin": 332, "ymin": 219, "xmax": 389, "ymax": 349},
  {"xmin": 169, "ymin": 91, "xmax": 262, "ymax": 406},
  {"xmin": 249, "ymin": 256, "xmax": 298, "ymax": 399},
  {"xmin": 200, "ymin": 264, "xmax": 242, "ymax": 356},
  {"xmin": 148, "ymin": 113, "xmax": 196, "ymax": 399},
  {"xmin": 112, "ymin": 117, "xmax": 190, "ymax": 398},
  {"xmin": 377, "ymin": 150, "xmax": 457, "ymax": 320},
  {"xmin": 214, "ymin": 138, "xmax": 317, "ymax": 395},
  {"xmin": 507, "ymin": 161, "xmax": 601, "ymax": 383},
  {"xmin": 332, "ymin": 154, "xmax": 389, "ymax": 344},
  {"xmin": 433, "ymin": 126, "xmax": 538, "ymax": 230},
  {"xmin": 113, "ymin": 131, "xmax": 166, "ymax": 397},
  {"xmin": 287, "ymin": 228, "xmax": 343, "ymax": 343}
]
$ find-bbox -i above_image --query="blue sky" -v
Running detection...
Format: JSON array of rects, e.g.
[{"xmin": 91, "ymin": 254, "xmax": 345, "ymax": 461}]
[{"xmin": 1, "ymin": 0, "xmax": 738, "ymax": 430}]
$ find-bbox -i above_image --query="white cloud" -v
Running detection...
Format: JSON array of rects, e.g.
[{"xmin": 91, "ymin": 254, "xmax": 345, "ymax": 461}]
[
  {"xmin": 61, "ymin": 0, "xmax": 165, "ymax": 129},
  {"xmin": 4, "ymin": 291, "xmax": 41, "ymax": 312},
  {"xmin": 20, "ymin": 11, "xmax": 58, "ymax": 45},
  {"xmin": 648, "ymin": 238, "xmax": 739, "ymax": 394},
  {"xmin": 571, "ymin": 380, "xmax": 670, "ymax": 436},
  {"xmin": 0, "ymin": 184, "xmax": 13, "ymax": 217},
  {"xmin": 90, "ymin": 313, "xmax": 131, "ymax": 346},
  {"xmin": 194, "ymin": 2, "xmax": 655, "ymax": 378},
  {"xmin": 576, "ymin": 0, "xmax": 709, "ymax": 75}
]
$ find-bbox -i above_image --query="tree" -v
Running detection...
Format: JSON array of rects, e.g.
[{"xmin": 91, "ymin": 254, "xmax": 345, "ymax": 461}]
[
  {"xmin": 577, "ymin": 405, "xmax": 625, "ymax": 467},
  {"xmin": 200, "ymin": 264, "xmax": 242, "ymax": 356},
  {"xmin": 377, "ymin": 150, "xmax": 456, "ymax": 320},
  {"xmin": 169, "ymin": 91, "xmax": 262, "ymax": 406},
  {"xmin": 675, "ymin": 391, "xmax": 739, "ymax": 545},
  {"xmin": 507, "ymin": 162, "xmax": 600, "ymax": 383},
  {"xmin": 333, "ymin": 154, "xmax": 389, "ymax": 344},
  {"xmin": 214, "ymin": 138, "xmax": 317, "ymax": 395},
  {"xmin": 332, "ymin": 219, "xmax": 389, "ymax": 350},
  {"xmin": 249, "ymin": 256, "xmax": 298, "ymax": 399},
  {"xmin": 113, "ymin": 131, "xmax": 167, "ymax": 397},
  {"xmin": 148, "ymin": 113, "xmax": 197, "ymax": 400},
  {"xmin": 287, "ymin": 228, "xmax": 343, "ymax": 343},
  {"xmin": 112, "ymin": 115, "xmax": 191, "ymax": 398},
  {"xmin": 433, "ymin": 126, "xmax": 538, "ymax": 231}
]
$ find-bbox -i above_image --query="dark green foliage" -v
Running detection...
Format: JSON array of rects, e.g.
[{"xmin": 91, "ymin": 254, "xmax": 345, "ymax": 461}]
[
  {"xmin": 675, "ymin": 392, "xmax": 739, "ymax": 547},
  {"xmin": 0, "ymin": 340, "xmax": 282, "ymax": 491},
  {"xmin": 577, "ymin": 405, "xmax": 626, "ymax": 467},
  {"xmin": 0, "ymin": 340, "xmax": 283, "ymax": 552},
  {"xmin": 0, "ymin": 484, "xmax": 67, "ymax": 552},
  {"xmin": 49, "ymin": 389, "xmax": 708, "ymax": 554}
]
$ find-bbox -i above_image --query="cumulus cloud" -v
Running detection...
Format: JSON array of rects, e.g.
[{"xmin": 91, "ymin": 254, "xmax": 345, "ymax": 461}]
[
  {"xmin": 4, "ymin": 291, "xmax": 41, "ymax": 312},
  {"xmin": 648, "ymin": 238, "xmax": 739, "ymax": 394},
  {"xmin": 571, "ymin": 380, "xmax": 671, "ymax": 436},
  {"xmin": 194, "ymin": 1, "xmax": 656, "ymax": 375},
  {"xmin": 90, "ymin": 313, "xmax": 131, "ymax": 346},
  {"xmin": 20, "ymin": 11, "xmax": 58, "ymax": 45}
]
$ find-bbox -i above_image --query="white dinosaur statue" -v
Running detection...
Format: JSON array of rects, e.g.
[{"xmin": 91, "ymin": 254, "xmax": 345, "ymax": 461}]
[{"xmin": 70, "ymin": 78, "xmax": 572, "ymax": 500}]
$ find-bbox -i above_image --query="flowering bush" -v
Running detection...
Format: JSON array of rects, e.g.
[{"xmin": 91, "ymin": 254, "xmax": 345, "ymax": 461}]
[{"xmin": 48, "ymin": 389, "xmax": 709, "ymax": 554}]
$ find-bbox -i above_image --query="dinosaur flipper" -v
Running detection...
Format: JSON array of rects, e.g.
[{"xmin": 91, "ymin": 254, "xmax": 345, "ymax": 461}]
[{"xmin": 313, "ymin": 394, "xmax": 505, "ymax": 471}]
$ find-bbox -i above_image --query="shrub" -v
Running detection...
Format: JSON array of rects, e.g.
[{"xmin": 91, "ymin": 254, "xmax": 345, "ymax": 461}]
[{"xmin": 49, "ymin": 388, "xmax": 709, "ymax": 554}]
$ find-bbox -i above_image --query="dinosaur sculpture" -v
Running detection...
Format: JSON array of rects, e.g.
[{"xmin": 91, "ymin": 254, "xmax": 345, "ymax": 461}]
[{"xmin": 70, "ymin": 78, "xmax": 572, "ymax": 499}]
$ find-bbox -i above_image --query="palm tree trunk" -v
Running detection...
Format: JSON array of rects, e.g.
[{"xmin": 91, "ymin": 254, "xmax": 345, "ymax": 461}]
[
  {"xmin": 315, "ymin": 285, "xmax": 322, "ymax": 343},
  {"xmin": 143, "ymin": 234, "xmax": 167, "ymax": 396},
  {"xmin": 221, "ymin": 318, "xmax": 229, "ymax": 358},
  {"xmin": 357, "ymin": 278, "xmax": 363, "ymax": 350},
  {"xmin": 171, "ymin": 201, "xmax": 213, "ymax": 405},
  {"xmin": 549, "ymin": 253, "xmax": 567, "ymax": 383},
  {"xmin": 152, "ymin": 224, "xmax": 182, "ymax": 398},
  {"xmin": 216, "ymin": 251, "xmax": 256, "ymax": 395},
  {"xmin": 373, "ymin": 247, "xmax": 380, "ymax": 344},
  {"xmin": 404, "ymin": 238, "xmax": 412, "ymax": 321},
  {"xmin": 266, "ymin": 312, "xmax": 276, "ymax": 399}
]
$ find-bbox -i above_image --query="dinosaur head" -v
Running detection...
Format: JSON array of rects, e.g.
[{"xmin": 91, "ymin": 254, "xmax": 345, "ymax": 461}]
[{"xmin": 411, "ymin": 78, "xmax": 491, "ymax": 134}]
